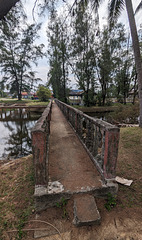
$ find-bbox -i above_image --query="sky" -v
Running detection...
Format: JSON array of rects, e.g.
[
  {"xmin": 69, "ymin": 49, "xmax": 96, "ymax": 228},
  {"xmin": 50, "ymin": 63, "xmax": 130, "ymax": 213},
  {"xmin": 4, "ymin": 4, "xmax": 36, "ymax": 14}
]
[{"xmin": 0, "ymin": 0, "xmax": 142, "ymax": 89}]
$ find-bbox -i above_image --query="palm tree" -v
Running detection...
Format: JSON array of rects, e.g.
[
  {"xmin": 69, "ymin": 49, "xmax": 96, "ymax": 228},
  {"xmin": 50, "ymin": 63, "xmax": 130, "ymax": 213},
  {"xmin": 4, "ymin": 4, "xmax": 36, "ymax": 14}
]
[{"xmin": 108, "ymin": 0, "xmax": 142, "ymax": 127}]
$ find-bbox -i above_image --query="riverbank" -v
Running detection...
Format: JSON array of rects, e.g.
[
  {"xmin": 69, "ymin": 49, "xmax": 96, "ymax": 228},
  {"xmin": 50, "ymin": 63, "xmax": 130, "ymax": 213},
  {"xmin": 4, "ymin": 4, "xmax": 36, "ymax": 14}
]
[{"xmin": 0, "ymin": 127, "xmax": 142, "ymax": 239}]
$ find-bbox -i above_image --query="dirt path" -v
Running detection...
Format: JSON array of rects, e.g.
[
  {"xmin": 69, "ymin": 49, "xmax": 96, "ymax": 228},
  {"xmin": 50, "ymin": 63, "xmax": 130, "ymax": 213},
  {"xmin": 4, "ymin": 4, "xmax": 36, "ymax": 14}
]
[{"xmin": 23, "ymin": 199, "xmax": 142, "ymax": 240}]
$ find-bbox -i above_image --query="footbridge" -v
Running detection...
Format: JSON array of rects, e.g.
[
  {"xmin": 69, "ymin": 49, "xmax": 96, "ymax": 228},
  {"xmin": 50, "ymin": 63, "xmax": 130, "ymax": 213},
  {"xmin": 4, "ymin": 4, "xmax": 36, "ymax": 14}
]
[{"xmin": 32, "ymin": 100, "xmax": 120, "ymax": 226}]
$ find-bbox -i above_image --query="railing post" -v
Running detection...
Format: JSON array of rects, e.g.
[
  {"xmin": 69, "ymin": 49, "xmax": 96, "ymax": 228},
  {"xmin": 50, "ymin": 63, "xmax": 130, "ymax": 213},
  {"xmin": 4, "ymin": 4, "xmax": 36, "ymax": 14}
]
[
  {"xmin": 31, "ymin": 101, "xmax": 52, "ymax": 186},
  {"xmin": 103, "ymin": 129, "xmax": 120, "ymax": 179},
  {"xmin": 32, "ymin": 130, "xmax": 48, "ymax": 185}
]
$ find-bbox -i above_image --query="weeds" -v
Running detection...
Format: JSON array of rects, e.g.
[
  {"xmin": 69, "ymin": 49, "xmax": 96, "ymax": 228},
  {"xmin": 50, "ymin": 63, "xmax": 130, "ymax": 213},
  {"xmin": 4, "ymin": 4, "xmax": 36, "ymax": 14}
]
[
  {"xmin": 108, "ymin": 103, "xmax": 139, "ymax": 124},
  {"xmin": 56, "ymin": 197, "xmax": 68, "ymax": 218},
  {"xmin": 104, "ymin": 193, "xmax": 117, "ymax": 211}
]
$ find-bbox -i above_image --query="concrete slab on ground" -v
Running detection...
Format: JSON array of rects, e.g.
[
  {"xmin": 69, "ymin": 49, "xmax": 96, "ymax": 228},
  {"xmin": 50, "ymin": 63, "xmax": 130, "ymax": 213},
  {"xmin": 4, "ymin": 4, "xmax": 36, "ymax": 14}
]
[{"xmin": 73, "ymin": 194, "xmax": 101, "ymax": 226}]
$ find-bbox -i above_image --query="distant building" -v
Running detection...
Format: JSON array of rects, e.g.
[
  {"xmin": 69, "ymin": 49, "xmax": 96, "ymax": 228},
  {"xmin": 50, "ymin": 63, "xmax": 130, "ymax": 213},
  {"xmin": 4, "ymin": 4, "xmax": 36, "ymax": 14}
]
[
  {"xmin": 68, "ymin": 89, "xmax": 84, "ymax": 105},
  {"xmin": 21, "ymin": 92, "xmax": 38, "ymax": 99},
  {"xmin": 21, "ymin": 92, "xmax": 29, "ymax": 99}
]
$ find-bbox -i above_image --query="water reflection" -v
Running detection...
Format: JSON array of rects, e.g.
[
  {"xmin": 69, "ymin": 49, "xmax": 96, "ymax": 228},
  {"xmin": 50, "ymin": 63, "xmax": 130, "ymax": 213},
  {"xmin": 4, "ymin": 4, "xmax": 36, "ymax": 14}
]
[{"xmin": 0, "ymin": 110, "xmax": 41, "ymax": 160}]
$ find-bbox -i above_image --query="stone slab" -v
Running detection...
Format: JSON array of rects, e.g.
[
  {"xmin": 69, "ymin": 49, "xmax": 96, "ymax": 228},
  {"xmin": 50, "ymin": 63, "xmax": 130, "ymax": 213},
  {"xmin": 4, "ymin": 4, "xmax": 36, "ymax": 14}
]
[{"xmin": 73, "ymin": 194, "xmax": 101, "ymax": 227}]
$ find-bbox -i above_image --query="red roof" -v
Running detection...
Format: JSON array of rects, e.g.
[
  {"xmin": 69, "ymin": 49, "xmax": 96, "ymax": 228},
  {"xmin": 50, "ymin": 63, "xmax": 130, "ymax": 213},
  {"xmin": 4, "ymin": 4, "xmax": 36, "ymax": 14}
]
[{"xmin": 21, "ymin": 92, "xmax": 28, "ymax": 96}]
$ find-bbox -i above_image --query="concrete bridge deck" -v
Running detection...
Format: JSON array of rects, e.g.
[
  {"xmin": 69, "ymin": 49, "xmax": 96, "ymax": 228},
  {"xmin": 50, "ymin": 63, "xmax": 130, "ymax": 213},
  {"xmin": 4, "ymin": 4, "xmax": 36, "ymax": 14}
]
[{"xmin": 48, "ymin": 102, "xmax": 101, "ymax": 193}]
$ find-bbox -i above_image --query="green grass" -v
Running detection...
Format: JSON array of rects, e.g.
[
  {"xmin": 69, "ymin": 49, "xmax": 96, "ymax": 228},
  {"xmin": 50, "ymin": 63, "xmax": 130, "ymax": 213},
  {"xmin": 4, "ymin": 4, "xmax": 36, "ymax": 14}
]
[
  {"xmin": 117, "ymin": 127, "xmax": 142, "ymax": 208},
  {"xmin": 104, "ymin": 193, "xmax": 117, "ymax": 211},
  {"xmin": 0, "ymin": 98, "xmax": 30, "ymax": 103},
  {"xmin": 25, "ymin": 100, "xmax": 49, "ymax": 106},
  {"xmin": 0, "ymin": 98, "xmax": 50, "ymax": 107}
]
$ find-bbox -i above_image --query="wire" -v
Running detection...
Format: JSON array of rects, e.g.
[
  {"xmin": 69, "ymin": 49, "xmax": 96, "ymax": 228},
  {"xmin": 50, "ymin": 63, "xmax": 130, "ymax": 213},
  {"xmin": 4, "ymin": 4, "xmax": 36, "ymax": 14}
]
[{"xmin": 7, "ymin": 219, "xmax": 64, "ymax": 240}]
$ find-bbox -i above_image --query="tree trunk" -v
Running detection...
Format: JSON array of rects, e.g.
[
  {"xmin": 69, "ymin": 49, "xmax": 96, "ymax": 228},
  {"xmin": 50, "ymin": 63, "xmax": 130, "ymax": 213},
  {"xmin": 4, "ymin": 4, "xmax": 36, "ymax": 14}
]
[
  {"xmin": 132, "ymin": 74, "xmax": 138, "ymax": 105},
  {"xmin": 62, "ymin": 50, "xmax": 67, "ymax": 103},
  {"xmin": 102, "ymin": 81, "xmax": 106, "ymax": 106},
  {"xmin": 0, "ymin": 0, "xmax": 19, "ymax": 19},
  {"xmin": 125, "ymin": 0, "xmax": 142, "ymax": 127},
  {"xmin": 123, "ymin": 76, "xmax": 126, "ymax": 104}
]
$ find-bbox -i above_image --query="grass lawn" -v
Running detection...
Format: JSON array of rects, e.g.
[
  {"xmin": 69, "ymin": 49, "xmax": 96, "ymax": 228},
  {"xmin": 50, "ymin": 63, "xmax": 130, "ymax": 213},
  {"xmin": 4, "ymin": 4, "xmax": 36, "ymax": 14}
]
[
  {"xmin": 116, "ymin": 127, "xmax": 142, "ymax": 208},
  {"xmin": 0, "ymin": 98, "xmax": 49, "ymax": 106}
]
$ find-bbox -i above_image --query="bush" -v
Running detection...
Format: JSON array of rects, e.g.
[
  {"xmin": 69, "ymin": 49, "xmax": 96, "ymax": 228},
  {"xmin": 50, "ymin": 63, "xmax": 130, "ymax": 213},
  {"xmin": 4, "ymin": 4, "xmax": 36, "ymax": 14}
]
[
  {"xmin": 37, "ymin": 86, "xmax": 51, "ymax": 102},
  {"xmin": 108, "ymin": 103, "xmax": 139, "ymax": 124}
]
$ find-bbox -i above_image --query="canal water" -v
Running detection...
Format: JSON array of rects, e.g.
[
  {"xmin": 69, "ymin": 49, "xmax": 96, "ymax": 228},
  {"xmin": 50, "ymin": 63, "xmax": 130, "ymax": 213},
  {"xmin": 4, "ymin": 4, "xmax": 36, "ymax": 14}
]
[{"xmin": 0, "ymin": 110, "xmax": 41, "ymax": 160}]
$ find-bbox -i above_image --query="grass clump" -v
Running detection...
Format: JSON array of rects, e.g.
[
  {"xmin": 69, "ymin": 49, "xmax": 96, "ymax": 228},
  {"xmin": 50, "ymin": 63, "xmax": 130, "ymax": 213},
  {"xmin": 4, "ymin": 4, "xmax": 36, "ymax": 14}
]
[
  {"xmin": 104, "ymin": 193, "xmax": 117, "ymax": 211},
  {"xmin": 56, "ymin": 197, "xmax": 68, "ymax": 218}
]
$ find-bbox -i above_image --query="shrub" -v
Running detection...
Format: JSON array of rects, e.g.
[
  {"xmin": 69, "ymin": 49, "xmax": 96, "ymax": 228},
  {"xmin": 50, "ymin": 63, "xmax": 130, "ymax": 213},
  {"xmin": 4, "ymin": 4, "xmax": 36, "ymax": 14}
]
[{"xmin": 37, "ymin": 86, "xmax": 51, "ymax": 102}]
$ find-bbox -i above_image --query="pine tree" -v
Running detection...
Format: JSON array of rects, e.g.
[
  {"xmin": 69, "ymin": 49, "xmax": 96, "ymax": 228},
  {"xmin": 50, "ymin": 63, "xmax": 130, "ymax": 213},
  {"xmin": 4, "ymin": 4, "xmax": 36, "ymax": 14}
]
[
  {"xmin": 0, "ymin": 6, "xmax": 44, "ymax": 100},
  {"xmin": 47, "ymin": 11, "xmax": 69, "ymax": 102},
  {"xmin": 71, "ymin": 1, "xmax": 97, "ymax": 106}
]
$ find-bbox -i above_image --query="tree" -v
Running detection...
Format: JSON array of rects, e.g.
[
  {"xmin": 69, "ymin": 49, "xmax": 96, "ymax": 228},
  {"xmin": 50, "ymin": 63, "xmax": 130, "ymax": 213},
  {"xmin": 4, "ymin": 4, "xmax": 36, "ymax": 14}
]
[
  {"xmin": 95, "ymin": 26, "xmax": 114, "ymax": 105},
  {"xmin": 71, "ymin": 1, "xmax": 97, "ymax": 106},
  {"xmin": 0, "ymin": 7, "xmax": 44, "ymax": 100},
  {"xmin": 47, "ymin": 11, "xmax": 69, "ymax": 103},
  {"xmin": 95, "ymin": 22, "xmax": 130, "ymax": 105},
  {"xmin": 0, "ymin": 0, "xmax": 59, "ymax": 20},
  {"xmin": 0, "ymin": 81, "xmax": 5, "ymax": 97},
  {"xmin": 110, "ymin": 23, "xmax": 136, "ymax": 104},
  {"xmin": 37, "ymin": 86, "xmax": 51, "ymax": 102},
  {"xmin": 108, "ymin": 0, "xmax": 142, "ymax": 126}
]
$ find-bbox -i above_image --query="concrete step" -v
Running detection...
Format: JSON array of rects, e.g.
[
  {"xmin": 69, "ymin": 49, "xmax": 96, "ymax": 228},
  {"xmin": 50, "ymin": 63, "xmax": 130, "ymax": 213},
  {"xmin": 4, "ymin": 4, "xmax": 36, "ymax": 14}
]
[
  {"xmin": 34, "ymin": 179, "xmax": 118, "ymax": 212},
  {"xmin": 73, "ymin": 194, "xmax": 101, "ymax": 227}
]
